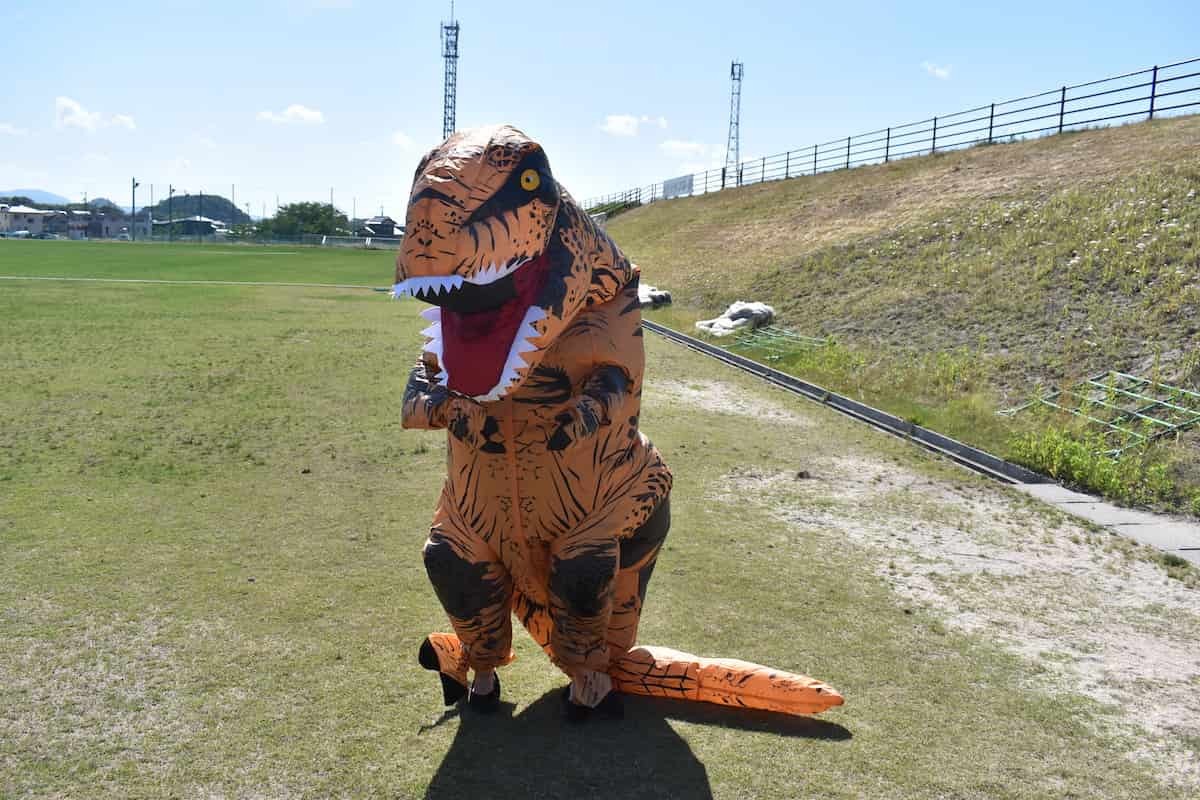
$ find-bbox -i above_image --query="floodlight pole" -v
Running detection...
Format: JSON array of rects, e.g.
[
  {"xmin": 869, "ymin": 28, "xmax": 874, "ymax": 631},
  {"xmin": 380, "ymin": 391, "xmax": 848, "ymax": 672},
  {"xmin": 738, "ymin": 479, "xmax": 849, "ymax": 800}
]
[{"xmin": 131, "ymin": 177, "xmax": 140, "ymax": 241}]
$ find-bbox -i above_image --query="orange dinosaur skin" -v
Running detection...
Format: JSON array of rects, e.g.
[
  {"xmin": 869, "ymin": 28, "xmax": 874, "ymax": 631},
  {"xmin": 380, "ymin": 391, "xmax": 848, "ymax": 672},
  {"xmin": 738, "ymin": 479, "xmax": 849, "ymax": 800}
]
[{"xmin": 395, "ymin": 125, "xmax": 842, "ymax": 716}]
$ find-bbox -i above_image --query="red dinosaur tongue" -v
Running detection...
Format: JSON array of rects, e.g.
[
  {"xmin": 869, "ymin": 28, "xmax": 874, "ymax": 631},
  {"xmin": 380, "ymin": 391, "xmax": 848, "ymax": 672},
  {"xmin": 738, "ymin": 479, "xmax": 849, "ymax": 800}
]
[{"xmin": 441, "ymin": 252, "xmax": 550, "ymax": 397}]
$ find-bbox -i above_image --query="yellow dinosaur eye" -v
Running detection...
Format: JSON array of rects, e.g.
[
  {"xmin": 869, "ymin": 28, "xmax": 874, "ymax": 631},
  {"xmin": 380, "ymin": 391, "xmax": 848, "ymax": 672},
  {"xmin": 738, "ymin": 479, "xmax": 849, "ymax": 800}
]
[{"xmin": 520, "ymin": 169, "xmax": 540, "ymax": 191}]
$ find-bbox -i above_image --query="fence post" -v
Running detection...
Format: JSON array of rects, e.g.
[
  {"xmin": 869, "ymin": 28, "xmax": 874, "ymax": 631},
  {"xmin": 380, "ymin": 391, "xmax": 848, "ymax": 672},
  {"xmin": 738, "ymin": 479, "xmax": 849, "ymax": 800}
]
[
  {"xmin": 761, "ymin": 156, "xmax": 766, "ymax": 183},
  {"xmin": 1057, "ymin": 86, "xmax": 1066, "ymax": 133},
  {"xmin": 987, "ymin": 103, "xmax": 994, "ymax": 143},
  {"xmin": 785, "ymin": 150, "xmax": 790, "ymax": 178},
  {"xmin": 704, "ymin": 170, "xmax": 709, "ymax": 194},
  {"xmin": 931, "ymin": 117, "xmax": 938, "ymax": 154},
  {"xmin": 812, "ymin": 144, "xmax": 817, "ymax": 174},
  {"xmin": 845, "ymin": 137, "xmax": 851, "ymax": 169},
  {"xmin": 884, "ymin": 127, "xmax": 890, "ymax": 162},
  {"xmin": 721, "ymin": 167, "xmax": 726, "ymax": 190},
  {"xmin": 1149, "ymin": 65, "xmax": 1159, "ymax": 119}
]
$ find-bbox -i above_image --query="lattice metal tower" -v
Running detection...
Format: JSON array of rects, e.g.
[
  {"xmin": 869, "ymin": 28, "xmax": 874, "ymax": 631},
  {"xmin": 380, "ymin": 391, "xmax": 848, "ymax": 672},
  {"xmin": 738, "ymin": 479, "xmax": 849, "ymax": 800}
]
[
  {"xmin": 725, "ymin": 61, "xmax": 744, "ymax": 174},
  {"xmin": 441, "ymin": 3, "xmax": 460, "ymax": 139}
]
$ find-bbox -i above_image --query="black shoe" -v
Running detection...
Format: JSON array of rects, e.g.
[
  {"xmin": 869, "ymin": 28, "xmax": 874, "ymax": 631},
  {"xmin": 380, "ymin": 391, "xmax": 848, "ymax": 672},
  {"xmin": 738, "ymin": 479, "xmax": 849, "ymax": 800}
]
[
  {"xmin": 467, "ymin": 674, "xmax": 501, "ymax": 713},
  {"xmin": 561, "ymin": 686, "xmax": 624, "ymax": 723}
]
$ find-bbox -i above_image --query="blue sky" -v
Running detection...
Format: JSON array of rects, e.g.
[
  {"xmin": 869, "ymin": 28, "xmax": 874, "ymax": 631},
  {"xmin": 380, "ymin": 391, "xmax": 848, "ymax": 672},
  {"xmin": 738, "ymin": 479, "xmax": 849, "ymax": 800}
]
[{"xmin": 3, "ymin": 0, "xmax": 1196, "ymax": 218}]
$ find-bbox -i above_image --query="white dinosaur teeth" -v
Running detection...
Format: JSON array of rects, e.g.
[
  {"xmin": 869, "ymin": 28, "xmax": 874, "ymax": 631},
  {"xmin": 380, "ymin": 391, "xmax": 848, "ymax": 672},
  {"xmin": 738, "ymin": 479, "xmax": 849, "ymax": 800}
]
[
  {"xmin": 391, "ymin": 275, "xmax": 465, "ymax": 299},
  {"xmin": 463, "ymin": 256, "xmax": 531, "ymax": 286},
  {"xmin": 418, "ymin": 307, "xmax": 448, "ymax": 386}
]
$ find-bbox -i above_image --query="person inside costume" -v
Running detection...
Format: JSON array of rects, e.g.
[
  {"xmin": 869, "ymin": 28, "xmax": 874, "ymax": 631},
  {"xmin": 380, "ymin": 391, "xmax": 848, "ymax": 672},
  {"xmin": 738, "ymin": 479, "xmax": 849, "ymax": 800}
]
[{"xmin": 395, "ymin": 125, "xmax": 842, "ymax": 720}]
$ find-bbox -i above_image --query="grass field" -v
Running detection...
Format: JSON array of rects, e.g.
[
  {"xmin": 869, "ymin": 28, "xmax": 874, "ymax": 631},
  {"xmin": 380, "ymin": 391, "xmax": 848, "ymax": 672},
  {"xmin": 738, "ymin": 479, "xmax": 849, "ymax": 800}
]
[
  {"xmin": 3, "ymin": 241, "xmax": 1199, "ymax": 798},
  {"xmin": 609, "ymin": 115, "xmax": 1200, "ymax": 516}
]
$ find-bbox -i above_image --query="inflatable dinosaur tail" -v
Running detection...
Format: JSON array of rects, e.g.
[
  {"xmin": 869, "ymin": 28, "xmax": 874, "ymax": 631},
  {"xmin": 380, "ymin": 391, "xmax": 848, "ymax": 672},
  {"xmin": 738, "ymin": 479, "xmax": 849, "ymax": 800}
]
[
  {"xmin": 420, "ymin": 633, "xmax": 842, "ymax": 716},
  {"xmin": 610, "ymin": 645, "xmax": 843, "ymax": 716}
]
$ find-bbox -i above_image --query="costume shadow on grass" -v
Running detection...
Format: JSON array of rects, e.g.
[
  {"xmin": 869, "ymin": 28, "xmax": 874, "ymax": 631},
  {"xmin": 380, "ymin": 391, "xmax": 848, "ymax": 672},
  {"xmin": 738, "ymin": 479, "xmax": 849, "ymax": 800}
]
[{"xmin": 423, "ymin": 690, "xmax": 851, "ymax": 800}]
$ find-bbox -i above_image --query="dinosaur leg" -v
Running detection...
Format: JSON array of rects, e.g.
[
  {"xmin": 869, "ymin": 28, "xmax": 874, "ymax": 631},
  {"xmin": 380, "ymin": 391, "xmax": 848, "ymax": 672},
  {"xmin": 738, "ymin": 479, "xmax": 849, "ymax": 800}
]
[
  {"xmin": 607, "ymin": 496, "xmax": 671, "ymax": 658},
  {"xmin": 420, "ymin": 510, "xmax": 515, "ymax": 706},
  {"xmin": 545, "ymin": 505, "xmax": 628, "ymax": 707}
]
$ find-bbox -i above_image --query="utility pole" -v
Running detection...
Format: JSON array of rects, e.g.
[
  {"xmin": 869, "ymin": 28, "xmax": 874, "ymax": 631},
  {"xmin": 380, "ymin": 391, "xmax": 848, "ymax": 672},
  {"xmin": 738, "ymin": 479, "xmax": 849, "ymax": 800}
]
[
  {"xmin": 198, "ymin": 191, "xmax": 203, "ymax": 243},
  {"xmin": 130, "ymin": 177, "xmax": 140, "ymax": 240},
  {"xmin": 231, "ymin": 184, "xmax": 236, "ymax": 223},
  {"xmin": 168, "ymin": 185, "xmax": 174, "ymax": 242}
]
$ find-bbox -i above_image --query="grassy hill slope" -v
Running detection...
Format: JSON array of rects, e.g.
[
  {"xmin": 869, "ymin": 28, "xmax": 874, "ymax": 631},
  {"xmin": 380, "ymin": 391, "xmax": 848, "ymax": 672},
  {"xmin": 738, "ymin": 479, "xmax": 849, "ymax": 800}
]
[{"xmin": 609, "ymin": 116, "xmax": 1200, "ymax": 513}]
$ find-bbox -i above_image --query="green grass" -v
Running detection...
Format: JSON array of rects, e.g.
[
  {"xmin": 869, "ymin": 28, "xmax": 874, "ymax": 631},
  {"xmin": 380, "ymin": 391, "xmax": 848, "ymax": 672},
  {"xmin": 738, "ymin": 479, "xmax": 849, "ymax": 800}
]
[
  {"xmin": 1, "ymin": 243, "xmax": 1194, "ymax": 797},
  {"xmin": 611, "ymin": 115, "xmax": 1200, "ymax": 514},
  {"xmin": 0, "ymin": 238, "xmax": 391, "ymax": 284}
]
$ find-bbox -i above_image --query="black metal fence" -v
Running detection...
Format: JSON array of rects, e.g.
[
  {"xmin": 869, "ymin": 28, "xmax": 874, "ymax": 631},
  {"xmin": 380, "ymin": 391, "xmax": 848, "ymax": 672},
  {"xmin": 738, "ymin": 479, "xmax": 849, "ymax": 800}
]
[{"xmin": 582, "ymin": 57, "xmax": 1200, "ymax": 211}]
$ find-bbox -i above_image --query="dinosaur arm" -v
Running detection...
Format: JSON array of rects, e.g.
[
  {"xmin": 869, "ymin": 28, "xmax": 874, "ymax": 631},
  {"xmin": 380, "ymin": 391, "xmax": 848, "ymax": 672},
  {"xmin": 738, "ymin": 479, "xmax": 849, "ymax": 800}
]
[
  {"xmin": 547, "ymin": 365, "xmax": 630, "ymax": 451},
  {"xmin": 401, "ymin": 355, "xmax": 452, "ymax": 430}
]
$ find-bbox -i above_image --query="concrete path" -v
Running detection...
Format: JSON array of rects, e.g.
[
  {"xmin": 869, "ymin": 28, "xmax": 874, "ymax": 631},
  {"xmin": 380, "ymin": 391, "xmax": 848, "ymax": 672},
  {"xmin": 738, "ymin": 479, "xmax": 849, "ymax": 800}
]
[{"xmin": 1015, "ymin": 483, "xmax": 1200, "ymax": 565}]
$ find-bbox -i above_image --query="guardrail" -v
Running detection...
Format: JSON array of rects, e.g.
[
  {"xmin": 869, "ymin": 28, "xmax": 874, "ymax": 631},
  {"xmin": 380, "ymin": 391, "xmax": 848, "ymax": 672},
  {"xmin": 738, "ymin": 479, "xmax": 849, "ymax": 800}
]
[{"xmin": 583, "ymin": 57, "xmax": 1200, "ymax": 211}]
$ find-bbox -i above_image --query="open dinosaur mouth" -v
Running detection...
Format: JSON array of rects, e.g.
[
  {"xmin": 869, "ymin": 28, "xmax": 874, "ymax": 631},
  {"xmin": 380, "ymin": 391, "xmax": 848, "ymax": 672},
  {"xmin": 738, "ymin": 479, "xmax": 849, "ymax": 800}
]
[{"xmin": 393, "ymin": 253, "xmax": 550, "ymax": 400}]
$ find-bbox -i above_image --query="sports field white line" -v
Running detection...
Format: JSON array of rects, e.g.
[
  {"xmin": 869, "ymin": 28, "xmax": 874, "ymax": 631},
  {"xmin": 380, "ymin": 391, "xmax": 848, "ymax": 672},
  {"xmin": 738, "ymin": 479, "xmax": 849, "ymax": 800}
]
[{"xmin": 0, "ymin": 275, "xmax": 382, "ymax": 290}]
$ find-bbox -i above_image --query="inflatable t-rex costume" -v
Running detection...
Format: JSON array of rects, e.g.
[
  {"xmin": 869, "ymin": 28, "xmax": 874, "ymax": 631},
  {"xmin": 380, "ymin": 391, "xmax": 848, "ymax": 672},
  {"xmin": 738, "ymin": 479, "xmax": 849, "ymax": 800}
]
[{"xmin": 395, "ymin": 125, "xmax": 842, "ymax": 718}]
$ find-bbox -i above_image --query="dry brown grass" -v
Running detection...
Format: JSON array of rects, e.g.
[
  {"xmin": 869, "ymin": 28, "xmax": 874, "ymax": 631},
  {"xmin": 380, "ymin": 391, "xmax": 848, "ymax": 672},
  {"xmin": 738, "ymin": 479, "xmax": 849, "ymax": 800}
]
[{"xmin": 612, "ymin": 115, "xmax": 1200, "ymax": 303}]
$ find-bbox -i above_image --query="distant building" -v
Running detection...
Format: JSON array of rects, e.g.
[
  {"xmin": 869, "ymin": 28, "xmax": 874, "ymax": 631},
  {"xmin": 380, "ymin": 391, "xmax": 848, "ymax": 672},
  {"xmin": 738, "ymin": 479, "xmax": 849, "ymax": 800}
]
[
  {"xmin": 87, "ymin": 212, "xmax": 150, "ymax": 239},
  {"xmin": 0, "ymin": 204, "xmax": 53, "ymax": 234},
  {"xmin": 153, "ymin": 215, "xmax": 225, "ymax": 237},
  {"xmin": 356, "ymin": 215, "xmax": 400, "ymax": 238}
]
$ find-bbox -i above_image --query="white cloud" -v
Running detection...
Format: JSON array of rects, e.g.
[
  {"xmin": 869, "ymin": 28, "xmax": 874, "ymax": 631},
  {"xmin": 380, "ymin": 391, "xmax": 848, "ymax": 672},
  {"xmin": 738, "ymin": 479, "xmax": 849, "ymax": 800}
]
[
  {"xmin": 659, "ymin": 139, "xmax": 708, "ymax": 158},
  {"xmin": 600, "ymin": 114, "xmax": 639, "ymax": 137},
  {"xmin": 54, "ymin": 97, "xmax": 136, "ymax": 132},
  {"xmin": 256, "ymin": 104, "xmax": 325, "ymax": 125},
  {"xmin": 922, "ymin": 61, "xmax": 951, "ymax": 80},
  {"xmin": 0, "ymin": 122, "xmax": 27, "ymax": 136},
  {"xmin": 600, "ymin": 114, "xmax": 670, "ymax": 137},
  {"xmin": 392, "ymin": 130, "xmax": 415, "ymax": 149},
  {"xmin": 55, "ymin": 96, "xmax": 102, "ymax": 131}
]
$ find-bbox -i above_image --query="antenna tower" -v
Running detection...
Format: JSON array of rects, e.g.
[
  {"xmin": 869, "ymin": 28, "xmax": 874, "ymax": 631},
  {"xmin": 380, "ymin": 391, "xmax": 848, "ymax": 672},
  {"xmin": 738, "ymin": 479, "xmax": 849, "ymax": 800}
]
[
  {"xmin": 725, "ymin": 61, "xmax": 744, "ymax": 175},
  {"xmin": 441, "ymin": 3, "xmax": 460, "ymax": 139}
]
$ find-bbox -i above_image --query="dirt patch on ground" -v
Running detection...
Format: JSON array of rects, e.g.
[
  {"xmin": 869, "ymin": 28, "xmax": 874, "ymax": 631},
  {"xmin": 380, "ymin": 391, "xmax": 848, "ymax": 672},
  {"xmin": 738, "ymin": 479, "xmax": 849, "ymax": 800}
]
[
  {"xmin": 713, "ymin": 454, "xmax": 1200, "ymax": 791},
  {"xmin": 654, "ymin": 378, "xmax": 813, "ymax": 427}
]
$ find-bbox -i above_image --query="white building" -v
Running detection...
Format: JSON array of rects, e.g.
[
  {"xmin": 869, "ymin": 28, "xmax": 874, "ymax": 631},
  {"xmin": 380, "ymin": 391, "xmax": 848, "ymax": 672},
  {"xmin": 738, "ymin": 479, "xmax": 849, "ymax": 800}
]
[{"xmin": 0, "ymin": 204, "xmax": 53, "ymax": 234}]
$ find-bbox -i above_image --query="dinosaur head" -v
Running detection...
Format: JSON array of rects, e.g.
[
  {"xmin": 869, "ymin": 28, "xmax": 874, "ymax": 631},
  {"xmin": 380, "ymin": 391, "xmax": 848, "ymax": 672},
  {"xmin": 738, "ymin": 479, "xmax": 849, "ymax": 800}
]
[{"xmin": 394, "ymin": 124, "xmax": 632, "ymax": 401}]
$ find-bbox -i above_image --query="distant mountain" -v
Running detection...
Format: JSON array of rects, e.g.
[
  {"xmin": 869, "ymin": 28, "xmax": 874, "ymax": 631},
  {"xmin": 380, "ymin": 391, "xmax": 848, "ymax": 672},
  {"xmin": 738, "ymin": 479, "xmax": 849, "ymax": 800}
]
[
  {"xmin": 0, "ymin": 189, "xmax": 71, "ymax": 206},
  {"xmin": 148, "ymin": 193, "xmax": 251, "ymax": 225},
  {"xmin": 87, "ymin": 198, "xmax": 130, "ymax": 217}
]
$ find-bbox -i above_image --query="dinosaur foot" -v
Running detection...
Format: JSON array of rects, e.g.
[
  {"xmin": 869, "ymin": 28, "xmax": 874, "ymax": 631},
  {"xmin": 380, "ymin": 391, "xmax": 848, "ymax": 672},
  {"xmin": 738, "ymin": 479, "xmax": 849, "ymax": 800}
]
[
  {"xmin": 418, "ymin": 635, "xmax": 468, "ymax": 706},
  {"xmin": 417, "ymin": 632, "xmax": 516, "ymax": 708}
]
